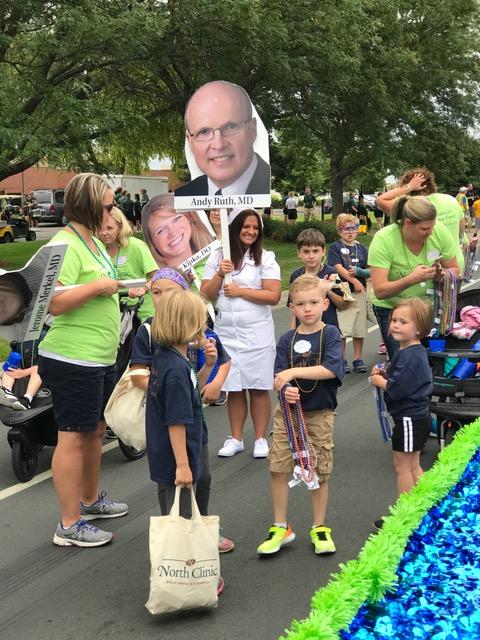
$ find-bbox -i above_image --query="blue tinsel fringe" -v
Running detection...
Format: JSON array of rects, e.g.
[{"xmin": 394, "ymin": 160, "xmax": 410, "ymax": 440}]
[{"xmin": 341, "ymin": 449, "xmax": 480, "ymax": 639}]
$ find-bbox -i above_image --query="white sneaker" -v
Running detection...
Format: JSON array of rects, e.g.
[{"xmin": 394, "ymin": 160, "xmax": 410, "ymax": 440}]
[
  {"xmin": 218, "ymin": 437, "xmax": 244, "ymax": 457},
  {"xmin": 253, "ymin": 438, "xmax": 269, "ymax": 458}
]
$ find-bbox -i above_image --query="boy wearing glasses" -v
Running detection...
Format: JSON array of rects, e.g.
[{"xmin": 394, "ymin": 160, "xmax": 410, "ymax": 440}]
[
  {"xmin": 175, "ymin": 80, "xmax": 270, "ymax": 197},
  {"xmin": 327, "ymin": 214, "xmax": 369, "ymax": 374}
]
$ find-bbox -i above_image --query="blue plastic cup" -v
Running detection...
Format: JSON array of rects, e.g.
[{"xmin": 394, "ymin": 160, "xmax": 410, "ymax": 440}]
[
  {"xmin": 429, "ymin": 339, "xmax": 446, "ymax": 352},
  {"xmin": 450, "ymin": 358, "xmax": 477, "ymax": 379},
  {"xmin": 2, "ymin": 351, "xmax": 22, "ymax": 372},
  {"xmin": 196, "ymin": 330, "xmax": 219, "ymax": 384}
]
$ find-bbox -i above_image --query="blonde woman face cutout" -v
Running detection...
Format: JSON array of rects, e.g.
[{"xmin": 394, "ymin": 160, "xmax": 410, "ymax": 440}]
[{"xmin": 147, "ymin": 210, "xmax": 193, "ymax": 266}]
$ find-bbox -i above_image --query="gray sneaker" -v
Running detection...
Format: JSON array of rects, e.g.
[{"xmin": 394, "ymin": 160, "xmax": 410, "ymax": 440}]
[
  {"xmin": 0, "ymin": 386, "xmax": 26, "ymax": 411},
  {"xmin": 80, "ymin": 491, "xmax": 128, "ymax": 520},
  {"xmin": 53, "ymin": 519, "xmax": 113, "ymax": 547}
]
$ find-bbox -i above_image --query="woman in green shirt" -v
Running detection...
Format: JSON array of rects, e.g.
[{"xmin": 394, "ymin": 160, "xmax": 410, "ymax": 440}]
[
  {"xmin": 369, "ymin": 195, "xmax": 459, "ymax": 358},
  {"xmin": 38, "ymin": 173, "xmax": 128, "ymax": 548},
  {"xmin": 99, "ymin": 207, "xmax": 157, "ymax": 322}
]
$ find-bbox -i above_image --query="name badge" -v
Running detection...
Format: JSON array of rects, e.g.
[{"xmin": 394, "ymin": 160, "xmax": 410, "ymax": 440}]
[{"xmin": 351, "ymin": 258, "xmax": 359, "ymax": 263}]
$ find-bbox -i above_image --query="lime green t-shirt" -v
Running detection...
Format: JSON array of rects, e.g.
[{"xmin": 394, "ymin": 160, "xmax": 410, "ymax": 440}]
[
  {"xmin": 114, "ymin": 237, "xmax": 158, "ymax": 321},
  {"xmin": 368, "ymin": 221, "xmax": 458, "ymax": 309},
  {"xmin": 428, "ymin": 193, "xmax": 464, "ymax": 270},
  {"xmin": 40, "ymin": 230, "xmax": 120, "ymax": 365}
]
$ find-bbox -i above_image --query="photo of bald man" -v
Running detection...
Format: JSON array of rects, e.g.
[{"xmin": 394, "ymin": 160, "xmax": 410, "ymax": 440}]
[{"xmin": 175, "ymin": 80, "xmax": 270, "ymax": 199}]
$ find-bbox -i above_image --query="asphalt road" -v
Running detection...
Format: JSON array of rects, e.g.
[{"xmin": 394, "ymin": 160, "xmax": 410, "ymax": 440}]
[{"xmin": 0, "ymin": 305, "xmax": 442, "ymax": 640}]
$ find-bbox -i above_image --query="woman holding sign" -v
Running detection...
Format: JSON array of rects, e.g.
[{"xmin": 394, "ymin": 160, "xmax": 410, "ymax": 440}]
[
  {"xmin": 369, "ymin": 195, "xmax": 459, "ymax": 359},
  {"xmin": 201, "ymin": 208, "xmax": 281, "ymax": 459}
]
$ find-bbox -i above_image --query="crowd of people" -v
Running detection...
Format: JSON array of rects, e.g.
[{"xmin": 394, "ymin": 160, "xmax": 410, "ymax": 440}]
[{"xmin": 0, "ymin": 167, "xmax": 472, "ymax": 603}]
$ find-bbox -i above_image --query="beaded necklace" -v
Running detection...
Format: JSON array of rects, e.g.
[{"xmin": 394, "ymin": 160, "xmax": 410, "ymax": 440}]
[
  {"xmin": 370, "ymin": 363, "xmax": 394, "ymax": 442},
  {"xmin": 66, "ymin": 223, "xmax": 117, "ymax": 279},
  {"xmin": 279, "ymin": 384, "xmax": 319, "ymax": 490},
  {"xmin": 289, "ymin": 324, "xmax": 324, "ymax": 393},
  {"xmin": 432, "ymin": 269, "xmax": 458, "ymax": 335},
  {"xmin": 168, "ymin": 346, "xmax": 205, "ymax": 420}
]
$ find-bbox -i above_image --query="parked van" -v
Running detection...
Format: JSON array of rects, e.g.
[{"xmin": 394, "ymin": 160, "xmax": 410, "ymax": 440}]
[{"xmin": 32, "ymin": 189, "xmax": 65, "ymax": 225}]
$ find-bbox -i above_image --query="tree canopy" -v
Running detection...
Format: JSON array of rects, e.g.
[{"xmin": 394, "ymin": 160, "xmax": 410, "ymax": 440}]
[{"xmin": 1, "ymin": 0, "xmax": 480, "ymax": 207}]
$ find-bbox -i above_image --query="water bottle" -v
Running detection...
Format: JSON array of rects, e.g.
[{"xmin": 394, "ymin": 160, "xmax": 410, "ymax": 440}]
[{"xmin": 2, "ymin": 351, "xmax": 22, "ymax": 372}]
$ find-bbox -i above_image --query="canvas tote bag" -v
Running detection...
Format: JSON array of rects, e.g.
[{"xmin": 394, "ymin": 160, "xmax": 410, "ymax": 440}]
[
  {"xmin": 104, "ymin": 367, "xmax": 149, "ymax": 449},
  {"xmin": 145, "ymin": 487, "xmax": 220, "ymax": 614}
]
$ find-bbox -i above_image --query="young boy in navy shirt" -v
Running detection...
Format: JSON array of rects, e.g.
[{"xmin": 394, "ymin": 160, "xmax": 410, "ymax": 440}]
[
  {"xmin": 328, "ymin": 214, "xmax": 369, "ymax": 373},
  {"xmin": 288, "ymin": 228, "xmax": 347, "ymax": 330},
  {"xmin": 257, "ymin": 274, "xmax": 344, "ymax": 556}
]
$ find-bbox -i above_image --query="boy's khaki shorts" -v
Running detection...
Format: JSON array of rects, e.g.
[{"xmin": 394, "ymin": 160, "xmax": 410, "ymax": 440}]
[
  {"xmin": 338, "ymin": 290, "xmax": 367, "ymax": 338},
  {"xmin": 268, "ymin": 404, "xmax": 334, "ymax": 482}
]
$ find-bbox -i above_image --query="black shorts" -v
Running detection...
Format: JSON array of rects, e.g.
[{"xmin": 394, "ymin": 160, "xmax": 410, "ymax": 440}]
[
  {"xmin": 38, "ymin": 356, "xmax": 116, "ymax": 432},
  {"xmin": 391, "ymin": 414, "xmax": 431, "ymax": 452},
  {"xmin": 287, "ymin": 209, "xmax": 298, "ymax": 220}
]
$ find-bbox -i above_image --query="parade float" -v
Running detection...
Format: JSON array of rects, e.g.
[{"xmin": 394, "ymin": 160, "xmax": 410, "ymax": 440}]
[{"xmin": 283, "ymin": 420, "xmax": 480, "ymax": 640}]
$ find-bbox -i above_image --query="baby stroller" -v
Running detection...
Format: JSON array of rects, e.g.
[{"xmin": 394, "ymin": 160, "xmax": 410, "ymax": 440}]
[
  {"xmin": 0, "ymin": 295, "xmax": 146, "ymax": 482},
  {"xmin": 428, "ymin": 286, "xmax": 480, "ymax": 450}
]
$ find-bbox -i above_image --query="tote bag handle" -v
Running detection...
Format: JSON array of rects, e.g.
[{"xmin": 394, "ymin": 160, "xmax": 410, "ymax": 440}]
[{"xmin": 170, "ymin": 486, "xmax": 203, "ymax": 521}]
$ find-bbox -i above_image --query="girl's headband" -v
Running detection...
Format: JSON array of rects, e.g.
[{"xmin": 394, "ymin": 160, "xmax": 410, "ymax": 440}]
[{"xmin": 151, "ymin": 268, "xmax": 189, "ymax": 290}]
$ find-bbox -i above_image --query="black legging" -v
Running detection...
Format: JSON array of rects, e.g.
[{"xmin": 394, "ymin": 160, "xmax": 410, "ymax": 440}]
[{"xmin": 157, "ymin": 443, "xmax": 211, "ymax": 517}]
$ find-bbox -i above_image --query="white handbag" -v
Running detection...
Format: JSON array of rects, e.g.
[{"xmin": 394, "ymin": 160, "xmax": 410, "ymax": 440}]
[
  {"xmin": 146, "ymin": 487, "xmax": 220, "ymax": 614},
  {"xmin": 104, "ymin": 367, "xmax": 149, "ymax": 450}
]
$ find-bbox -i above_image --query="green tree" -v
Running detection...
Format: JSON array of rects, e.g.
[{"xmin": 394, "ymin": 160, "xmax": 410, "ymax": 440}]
[
  {"xmin": 0, "ymin": 1, "xmax": 167, "ymax": 181},
  {"xmin": 277, "ymin": 0, "xmax": 480, "ymax": 214}
]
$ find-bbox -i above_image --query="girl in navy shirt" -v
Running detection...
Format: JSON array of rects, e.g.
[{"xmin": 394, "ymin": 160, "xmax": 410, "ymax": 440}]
[{"xmin": 370, "ymin": 298, "xmax": 433, "ymax": 514}]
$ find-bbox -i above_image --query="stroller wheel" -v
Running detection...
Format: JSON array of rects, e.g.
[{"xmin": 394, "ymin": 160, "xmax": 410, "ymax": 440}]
[
  {"xmin": 11, "ymin": 441, "xmax": 38, "ymax": 482},
  {"xmin": 117, "ymin": 438, "xmax": 146, "ymax": 461}
]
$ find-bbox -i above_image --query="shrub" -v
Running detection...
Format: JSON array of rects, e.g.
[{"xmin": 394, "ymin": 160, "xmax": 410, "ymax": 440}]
[{"xmin": 263, "ymin": 217, "xmax": 337, "ymax": 244}]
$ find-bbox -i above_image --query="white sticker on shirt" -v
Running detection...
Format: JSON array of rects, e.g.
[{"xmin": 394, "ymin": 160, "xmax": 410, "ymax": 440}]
[
  {"xmin": 294, "ymin": 340, "xmax": 312, "ymax": 355},
  {"xmin": 340, "ymin": 247, "xmax": 350, "ymax": 255}
]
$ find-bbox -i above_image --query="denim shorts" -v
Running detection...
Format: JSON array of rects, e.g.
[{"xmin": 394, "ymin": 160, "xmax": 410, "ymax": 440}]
[{"xmin": 38, "ymin": 356, "xmax": 116, "ymax": 432}]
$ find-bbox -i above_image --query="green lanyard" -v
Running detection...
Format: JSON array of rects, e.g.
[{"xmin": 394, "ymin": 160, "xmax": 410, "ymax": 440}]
[{"xmin": 67, "ymin": 223, "xmax": 117, "ymax": 279}]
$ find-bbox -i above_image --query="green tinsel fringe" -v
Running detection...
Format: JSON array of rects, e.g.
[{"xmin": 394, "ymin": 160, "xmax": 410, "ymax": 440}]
[{"xmin": 281, "ymin": 420, "xmax": 480, "ymax": 640}]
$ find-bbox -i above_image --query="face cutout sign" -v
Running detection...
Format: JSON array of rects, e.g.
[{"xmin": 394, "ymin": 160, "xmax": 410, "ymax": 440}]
[{"xmin": 174, "ymin": 80, "xmax": 271, "ymax": 211}]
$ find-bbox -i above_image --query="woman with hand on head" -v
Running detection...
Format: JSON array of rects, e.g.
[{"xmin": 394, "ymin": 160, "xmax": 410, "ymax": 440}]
[
  {"xmin": 38, "ymin": 173, "xmax": 128, "ymax": 548},
  {"xmin": 376, "ymin": 168, "xmax": 466, "ymax": 273},
  {"xmin": 369, "ymin": 195, "xmax": 459, "ymax": 359},
  {"xmin": 201, "ymin": 208, "xmax": 281, "ymax": 459},
  {"xmin": 99, "ymin": 207, "xmax": 157, "ymax": 322}
]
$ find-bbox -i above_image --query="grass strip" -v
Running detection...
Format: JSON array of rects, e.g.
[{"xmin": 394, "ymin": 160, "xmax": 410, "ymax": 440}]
[{"xmin": 281, "ymin": 420, "xmax": 480, "ymax": 640}]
